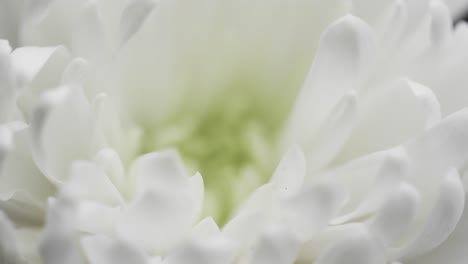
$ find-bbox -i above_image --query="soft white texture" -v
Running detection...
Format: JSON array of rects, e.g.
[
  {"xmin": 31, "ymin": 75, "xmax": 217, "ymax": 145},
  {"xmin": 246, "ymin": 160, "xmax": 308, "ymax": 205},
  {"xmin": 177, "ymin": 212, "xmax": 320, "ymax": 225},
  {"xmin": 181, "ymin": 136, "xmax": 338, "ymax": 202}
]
[{"xmin": 0, "ymin": 0, "xmax": 468, "ymax": 264}]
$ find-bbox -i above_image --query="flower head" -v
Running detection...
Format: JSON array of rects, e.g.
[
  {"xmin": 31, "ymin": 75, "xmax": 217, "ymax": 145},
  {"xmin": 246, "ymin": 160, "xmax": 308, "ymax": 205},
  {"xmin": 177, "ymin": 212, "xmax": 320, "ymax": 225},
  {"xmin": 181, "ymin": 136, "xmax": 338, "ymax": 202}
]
[{"xmin": 1, "ymin": 0, "xmax": 468, "ymax": 263}]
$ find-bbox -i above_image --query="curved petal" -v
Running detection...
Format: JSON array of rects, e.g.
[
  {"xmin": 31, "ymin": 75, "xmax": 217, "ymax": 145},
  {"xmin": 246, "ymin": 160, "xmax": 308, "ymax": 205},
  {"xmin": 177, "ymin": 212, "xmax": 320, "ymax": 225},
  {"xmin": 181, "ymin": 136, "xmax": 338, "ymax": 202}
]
[
  {"xmin": 82, "ymin": 235, "xmax": 149, "ymax": 264},
  {"xmin": 163, "ymin": 237, "xmax": 236, "ymax": 264},
  {"xmin": 397, "ymin": 168, "xmax": 465, "ymax": 260},
  {"xmin": 337, "ymin": 79, "xmax": 441, "ymax": 162},
  {"xmin": 271, "ymin": 146, "xmax": 305, "ymax": 196},
  {"xmin": 314, "ymin": 227, "xmax": 385, "ymax": 264},
  {"xmin": 117, "ymin": 188, "xmax": 195, "ymax": 254},
  {"xmin": 246, "ymin": 225, "xmax": 300, "ymax": 264},
  {"xmin": 0, "ymin": 41, "xmax": 15, "ymax": 123},
  {"xmin": 407, "ymin": 194, "xmax": 468, "ymax": 264},
  {"xmin": 39, "ymin": 194, "xmax": 82, "ymax": 264},
  {"xmin": 119, "ymin": 0, "xmax": 156, "ymax": 46},
  {"xmin": 30, "ymin": 85, "xmax": 96, "ymax": 182},
  {"xmin": 281, "ymin": 180, "xmax": 348, "ymax": 240},
  {"xmin": 285, "ymin": 15, "xmax": 374, "ymax": 145},
  {"xmin": 0, "ymin": 211, "xmax": 22, "ymax": 264},
  {"xmin": 130, "ymin": 149, "xmax": 189, "ymax": 196}
]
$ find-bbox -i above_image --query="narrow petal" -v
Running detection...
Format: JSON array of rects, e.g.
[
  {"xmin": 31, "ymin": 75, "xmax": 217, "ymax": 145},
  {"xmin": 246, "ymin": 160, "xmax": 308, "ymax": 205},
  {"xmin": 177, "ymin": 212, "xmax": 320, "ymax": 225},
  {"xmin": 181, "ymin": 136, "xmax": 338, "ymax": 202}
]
[
  {"xmin": 271, "ymin": 146, "xmax": 305, "ymax": 196},
  {"xmin": 304, "ymin": 91, "xmax": 358, "ymax": 170},
  {"xmin": 0, "ymin": 41, "xmax": 14, "ymax": 123},
  {"xmin": 285, "ymin": 15, "xmax": 374, "ymax": 145}
]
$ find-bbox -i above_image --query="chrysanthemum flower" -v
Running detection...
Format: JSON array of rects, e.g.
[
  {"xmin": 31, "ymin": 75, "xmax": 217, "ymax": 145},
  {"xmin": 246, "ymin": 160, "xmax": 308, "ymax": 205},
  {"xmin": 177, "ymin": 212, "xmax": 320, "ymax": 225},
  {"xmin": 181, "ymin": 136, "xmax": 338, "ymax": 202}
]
[{"xmin": 1, "ymin": 0, "xmax": 468, "ymax": 263}]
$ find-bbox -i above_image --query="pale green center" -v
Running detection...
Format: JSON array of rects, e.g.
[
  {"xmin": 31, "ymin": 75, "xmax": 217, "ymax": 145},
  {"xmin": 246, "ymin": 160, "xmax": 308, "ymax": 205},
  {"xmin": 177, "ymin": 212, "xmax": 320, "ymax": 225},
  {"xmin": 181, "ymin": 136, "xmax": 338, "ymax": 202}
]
[{"xmin": 140, "ymin": 80, "xmax": 299, "ymax": 224}]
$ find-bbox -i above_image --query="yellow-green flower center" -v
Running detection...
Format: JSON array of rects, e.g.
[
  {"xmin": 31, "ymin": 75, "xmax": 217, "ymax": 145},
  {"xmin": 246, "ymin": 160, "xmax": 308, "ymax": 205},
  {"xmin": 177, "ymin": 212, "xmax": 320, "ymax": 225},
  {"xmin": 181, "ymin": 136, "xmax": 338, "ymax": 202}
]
[{"xmin": 140, "ymin": 79, "xmax": 300, "ymax": 224}]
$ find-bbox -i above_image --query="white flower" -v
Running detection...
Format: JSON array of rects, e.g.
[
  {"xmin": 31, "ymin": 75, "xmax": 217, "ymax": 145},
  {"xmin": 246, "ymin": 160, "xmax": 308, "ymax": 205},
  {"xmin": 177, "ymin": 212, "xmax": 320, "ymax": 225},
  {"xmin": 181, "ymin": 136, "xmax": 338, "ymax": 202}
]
[{"xmin": 1, "ymin": 0, "xmax": 468, "ymax": 263}]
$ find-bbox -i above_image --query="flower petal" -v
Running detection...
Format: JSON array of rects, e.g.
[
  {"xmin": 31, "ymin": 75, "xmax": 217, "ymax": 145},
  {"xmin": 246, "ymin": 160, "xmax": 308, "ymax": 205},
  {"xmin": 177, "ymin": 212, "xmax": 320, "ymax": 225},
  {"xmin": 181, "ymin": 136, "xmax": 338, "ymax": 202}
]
[
  {"xmin": 407, "ymin": 192, "xmax": 468, "ymax": 264},
  {"xmin": 119, "ymin": 0, "xmax": 156, "ymax": 46},
  {"xmin": 163, "ymin": 237, "xmax": 236, "ymax": 264},
  {"xmin": 304, "ymin": 91, "xmax": 358, "ymax": 170},
  {"xmin": 286, "ymin": 15, "xmax": 374, "ymax": 145},
  {"xmin": 67, "ymin": 161, "xmax": 123, "ymax": 206},
  {"xmin": 0, "ymin": 211, "xmax": 22, "ymax": 264},
  {"xmin": 271, "ymin": 146, "xmax": 305, "ymax": 196},
  {"xmin": 117, "ymin": 188, "xmax": 194, "ymax": 254},
  {"xmin": 337, "ymin": 79, "xmax": 441, "ymax": 162},
  {"xmin": 367, "ymin": 182, "xmax": 420, "ymax": 246},
  {"xmin": 82, "ymin": 235, "xmax": 149, "ymax": 264},
  {"xmin": 281, "ymin": 181, "xmax": 348, "ymax": 240},
  {"xmin": 314, "ymin": 227, "xmax": 385, "ymax": 264},
  {"xmin": 397, "ymin": 168, "xmax": 465, "ymax": 260},
  {"xmin": 0, "ymin": 41, "xmax": 15, "ymax": 123},
  {"xmin": 246, "ymin": 225, "xmax": 300, "ymax": 264},
  {"xmin": 30, "ymin": 85, "xmax": 96, "ymax": 182},
  {"xmin": 39, "ymin": 195, "xmax": 82, "ymax": 264},
  {"xmin": 130, "ymin": 150, "xmax": 189, "ymax": 196}
]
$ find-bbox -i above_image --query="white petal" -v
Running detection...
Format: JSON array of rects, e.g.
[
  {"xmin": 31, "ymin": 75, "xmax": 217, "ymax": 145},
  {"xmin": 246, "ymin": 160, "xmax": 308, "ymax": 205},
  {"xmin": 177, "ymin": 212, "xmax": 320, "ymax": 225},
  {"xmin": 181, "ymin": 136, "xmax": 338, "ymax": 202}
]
[
  {"xmin": 11, "ymin": 46, "xmax": 65, "ymax": 87},
  {"xmin": 223, "ymin": 208, "xmax": 266, "ymax": 253},
  {"xmin": 286, "ymin": 15, "xmax": 374, "ymax": 145},
  {"xmin": 130, "ymin": 150, "xmax": 189, "ymax": 196},
  {"xmin": 314, "ymin": 227, "xmax": 385, "ymax": 264},
  {"xmin": 82, "ymin": 235, "xmax": 149, "ymax": 264},
  {"xmin": 337, "ymin": 79, "xmax": 441, "ymax": 162},
  {"xmin": 430, "ymin": 0, "xmax": 452, "ymax": 46},
  {"xmin": 163, "ymin": 237, "xmax": 236, "ymax": 264},
  {"xmin": 0, "ymin": 0, "xmax": 22, "ymax": 47},
  {"xmin": 367, "ymin": 182, "xmax": 420, "ymax": 246},
  {"xmin": 304, "ymin": 91, "xmax": 358, "ymax": 170},
  {"xmin": 191, "ymin": 217, "xmax": 220, "ymax": 238},
  {"xmin": 407, "ymin": 195, "xmax": 468, "ymax": 264},
  {"xmin": 119, "ymin": 0, "xmax": 156, "ymax": 45},
  {"xmin": 271, "ymin": 146, "xmax": 305, "ymax": 196},
  {"xmin": 93, "ymin": 148, "xmax": 125, "ymax": 191},
  {"xmin": 0, "ymin": 211, "xmax": 23, "ymax": 264},
  {"xmin": 0, "ymin": 126, "xmax": 53, "ymax": 203},
  {"xmin": 443, "ymin": 0, "xmax": 468, "ymax": 17},
  {"xmin": 76, "ymin": 201, "xmax": 120, "ymax": 235},
  {"xmin": 326, "ymin": 148, "xmax": 409, "ymax": 223},
  {"xmin": 374, "ymin": 0, "xmax": 408, "ymax": 49},
  {"xmin": 398, "ymin": 168, "xmax": 465, "ymax": 260},
  {"xmin": 117, "ymin": 188, "xmax": 194, "ymax": 254},
  {"xmin": 281, "ymin": 181, "xmax": 347, "ymax": 240},
  {"xmin": 21, "ymin": 0, "xmax": 108, "ymax": 61},
  {"xmin": 15, "ymin": 228, "xmax": 41, "ymax": 263},
  {"xmin": 0, "ymin": 41, "xmax": 14, "ymax": 123},
  {"xmin": 405, "ymin": 108, "xmax": 468, "ymax": 182},
  {"xmin": 67, "ymin": 161, "xmax": 123, "ymax": 206},
  {"xmin": 15, "ymin": 47, "xmax": 71, "ymax": 120},
  {"xmin": 189, "ymin": 172, "xmax": 205, "ymax": 220},
  {"xmin": 30, "ymin": 85, "xmax": 96, "ymax": 182},
  {"xmin": 246, "ymin": 225, "xmax": 300, "ymax": 264},
  {"xmin": 39, "ymin": 195, "xmax": 82, "ymax": 264}
]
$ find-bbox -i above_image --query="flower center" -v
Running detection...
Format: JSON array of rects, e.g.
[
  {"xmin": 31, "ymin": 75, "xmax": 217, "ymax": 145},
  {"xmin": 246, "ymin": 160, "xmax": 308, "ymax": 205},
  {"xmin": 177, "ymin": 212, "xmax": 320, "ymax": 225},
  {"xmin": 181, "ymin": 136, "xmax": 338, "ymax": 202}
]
[{"xmin": 141, "ymin": 78, "xmax": 299, "ymax": 224}]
